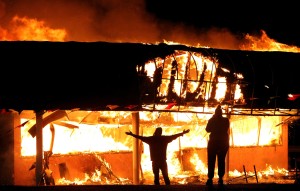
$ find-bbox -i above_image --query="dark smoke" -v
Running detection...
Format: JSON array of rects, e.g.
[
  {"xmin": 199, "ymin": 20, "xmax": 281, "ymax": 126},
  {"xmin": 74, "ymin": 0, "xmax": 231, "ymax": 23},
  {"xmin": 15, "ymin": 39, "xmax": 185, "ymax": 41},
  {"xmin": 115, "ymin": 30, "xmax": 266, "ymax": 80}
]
[{"xmin": 0, "ymin": 0, "xmax": 244, "ymax": 49}]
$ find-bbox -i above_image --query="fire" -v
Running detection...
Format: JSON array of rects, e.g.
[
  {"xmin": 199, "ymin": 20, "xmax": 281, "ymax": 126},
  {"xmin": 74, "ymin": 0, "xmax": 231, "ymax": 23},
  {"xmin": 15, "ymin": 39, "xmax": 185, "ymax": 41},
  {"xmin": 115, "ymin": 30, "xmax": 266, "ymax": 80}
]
[
  {"xmin": 20, "ymin": 110, "xmax": 287, "ymax": 185},
  {"xmin": 240, "ymin": 30, "xmax": 300, "ymax": 52},
  {"xmin": 21, "ymin": 115, "xmax": 130, "ymax": 156},
  {"xmin": 140, "ymin": 50, "xmax": 245, "ymax": 106},
  {"xmin": 0, "ymin": 16, "xmax": 66, "ymax": 41},
  {"xmin": 1, "ymin": 14, "xmax": 297, "ymax": 185},
  {"xmin": 190, "ymin": 153, "xmax": 207, "ymax": 174},
  {"xmin": 1, "ymin": 16, "xmax": 299, "ymax": 53}
]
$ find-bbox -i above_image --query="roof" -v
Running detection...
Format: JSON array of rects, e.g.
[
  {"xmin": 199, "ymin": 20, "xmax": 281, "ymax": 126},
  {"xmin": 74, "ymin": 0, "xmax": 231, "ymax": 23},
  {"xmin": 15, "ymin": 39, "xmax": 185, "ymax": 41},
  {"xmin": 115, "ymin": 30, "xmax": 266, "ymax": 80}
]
[{"xmin": 1, "ymin": 41, "xmax": 300, "ymax": 115}]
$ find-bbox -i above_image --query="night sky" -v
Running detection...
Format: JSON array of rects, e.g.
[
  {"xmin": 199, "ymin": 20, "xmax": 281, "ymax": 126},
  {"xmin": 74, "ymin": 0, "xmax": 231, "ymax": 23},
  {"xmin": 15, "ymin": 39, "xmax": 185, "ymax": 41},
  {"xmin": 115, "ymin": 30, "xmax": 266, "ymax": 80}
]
[
  {"xmin": 145, "ymin": 0, "xmax": 300, "ymax": 46},
  {"xmin": 0, "ymin": 0, "xmax": 299, "ymax": 48}
]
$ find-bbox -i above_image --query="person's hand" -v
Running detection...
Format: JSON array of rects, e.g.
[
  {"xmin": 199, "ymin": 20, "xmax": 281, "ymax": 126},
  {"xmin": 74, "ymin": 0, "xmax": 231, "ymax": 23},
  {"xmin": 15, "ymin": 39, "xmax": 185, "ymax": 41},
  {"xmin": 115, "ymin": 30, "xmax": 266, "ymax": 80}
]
[
  {"xmin": 183, "ymin": 129, "xmax": 190, "ymax": 134},
  {"xmin": 125, "ymin": 131, "xmax": 132, "ymax": 135}
]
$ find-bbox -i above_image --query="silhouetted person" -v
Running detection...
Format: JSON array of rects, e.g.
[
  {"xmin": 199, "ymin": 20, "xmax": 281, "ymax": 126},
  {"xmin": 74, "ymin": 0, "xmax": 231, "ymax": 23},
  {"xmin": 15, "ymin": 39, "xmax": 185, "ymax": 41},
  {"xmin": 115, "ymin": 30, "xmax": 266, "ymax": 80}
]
[
  {"xmin": 126, "ymin": 127, "xmax": 190, "ymax": 185},
  {"xmin": 205, "ymin": 105, "xmax": 229, "ymax": 186}
]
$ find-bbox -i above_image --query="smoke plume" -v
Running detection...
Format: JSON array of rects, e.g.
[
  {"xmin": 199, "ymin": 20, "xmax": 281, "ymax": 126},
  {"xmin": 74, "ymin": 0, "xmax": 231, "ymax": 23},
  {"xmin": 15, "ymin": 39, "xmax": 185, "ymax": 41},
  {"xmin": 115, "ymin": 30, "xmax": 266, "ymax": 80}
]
[{"xmin": 0, "ymin": 0, "xmax": 248, "ymax": 49}]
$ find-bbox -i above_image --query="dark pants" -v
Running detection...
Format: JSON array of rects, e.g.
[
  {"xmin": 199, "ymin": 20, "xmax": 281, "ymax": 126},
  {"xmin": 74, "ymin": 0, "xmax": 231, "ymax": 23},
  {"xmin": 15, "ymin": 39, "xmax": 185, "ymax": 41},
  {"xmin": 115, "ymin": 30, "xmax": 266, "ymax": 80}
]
[
  {"xmin": 207, "ymin": 140, "xmax": 229, "ymax": 180},
  {"xmin": 152, "ymin": 160, "xmax": 170, "ymax": 185}
]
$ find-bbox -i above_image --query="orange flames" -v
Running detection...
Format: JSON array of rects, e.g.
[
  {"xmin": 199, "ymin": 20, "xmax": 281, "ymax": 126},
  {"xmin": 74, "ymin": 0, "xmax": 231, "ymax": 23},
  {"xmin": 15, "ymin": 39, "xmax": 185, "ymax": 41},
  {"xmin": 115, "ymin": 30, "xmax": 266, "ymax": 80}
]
[
  {"xmin": 240, "ymin": 30, "xmax": 300, "ymax": 53},
  {"xmin": 0, "ymin": 16, "xmax": 66, "ymax": 41},
  {"xmin": 1, "ymin": 16, "xmax": 300, "ymax": 52},
  {"xmin": 2, "ymin": 15, "xmax": 297, "ymax": 185},
  {"xmin": 20, "ymin": 110, "xmax": 286, "ymax": 185},
  {"xmin": 141, "ymin": 51, "xmax": 244, "ymax": 105}
]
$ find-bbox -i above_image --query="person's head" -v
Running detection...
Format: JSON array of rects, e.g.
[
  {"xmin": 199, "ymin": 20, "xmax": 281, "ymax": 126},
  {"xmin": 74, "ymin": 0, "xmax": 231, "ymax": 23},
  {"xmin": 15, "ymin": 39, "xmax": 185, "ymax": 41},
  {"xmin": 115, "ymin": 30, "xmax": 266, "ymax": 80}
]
[
  {"xmin": 153, "ymin": 127, "xmax": 162, "ymax": 136},
  {"xmin": 214, "ymin": 105, "xmax": 222, "ymax": 116}
]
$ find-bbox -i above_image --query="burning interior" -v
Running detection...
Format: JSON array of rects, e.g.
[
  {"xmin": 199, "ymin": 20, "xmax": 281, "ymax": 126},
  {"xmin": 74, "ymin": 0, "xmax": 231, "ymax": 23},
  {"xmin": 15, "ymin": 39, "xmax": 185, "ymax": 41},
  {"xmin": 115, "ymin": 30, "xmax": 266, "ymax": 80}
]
[{"xmin": 15, "ymin": 110, "xmax": 289, "ymax": 186}]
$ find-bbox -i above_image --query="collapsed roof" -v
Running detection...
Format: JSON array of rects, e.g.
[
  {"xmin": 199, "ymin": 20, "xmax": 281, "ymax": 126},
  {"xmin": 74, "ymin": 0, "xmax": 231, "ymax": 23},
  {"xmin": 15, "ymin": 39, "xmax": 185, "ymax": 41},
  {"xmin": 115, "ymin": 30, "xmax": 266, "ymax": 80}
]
[{"xmin": 0, "ymin": 41, "xmax": 299, "ymax": 115}]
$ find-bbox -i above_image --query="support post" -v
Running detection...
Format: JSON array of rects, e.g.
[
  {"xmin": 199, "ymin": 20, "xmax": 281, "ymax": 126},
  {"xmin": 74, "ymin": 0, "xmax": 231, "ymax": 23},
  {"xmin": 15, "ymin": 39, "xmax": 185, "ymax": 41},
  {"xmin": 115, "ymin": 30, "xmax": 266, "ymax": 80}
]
[
  {"xmin": 226, "ymin": 108, "xmax": 231, "ymax": 180},
  {"xmin": 131, "ymin": 112, "xmax": 140, "ymax": 185},
  {"xmin": 35, "ymin": 110, "xmax": 44, "ymax": 186}
]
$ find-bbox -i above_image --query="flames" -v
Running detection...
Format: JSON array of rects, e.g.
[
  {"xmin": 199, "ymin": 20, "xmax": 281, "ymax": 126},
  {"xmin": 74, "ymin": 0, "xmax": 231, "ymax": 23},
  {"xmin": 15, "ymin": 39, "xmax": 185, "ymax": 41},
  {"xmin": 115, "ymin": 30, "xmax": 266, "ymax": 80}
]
[
  {"xmin": 1, "ymin": 16, "xmax": 300, "ymax": 53},
  {"xmin": 241, "ymin": 30, "xmax": 300, "ymax": 53},
  {"xmin": 2, "ymin": 15, "xmax": 298, "ymax": 185},
  {"xmin": 19, "ymin": 110, "xmax": 287, "ymax": 185},
  {"xmin": 140, "ymin": 51, "xmax": 244, "ymax": 105},
  {"xmin": 0, "ymin": 16, "xmax": 66, "ymax": 41},
  {"xmin": 20, "ymin": 111, "xmax": 283, "ymax": 155}
]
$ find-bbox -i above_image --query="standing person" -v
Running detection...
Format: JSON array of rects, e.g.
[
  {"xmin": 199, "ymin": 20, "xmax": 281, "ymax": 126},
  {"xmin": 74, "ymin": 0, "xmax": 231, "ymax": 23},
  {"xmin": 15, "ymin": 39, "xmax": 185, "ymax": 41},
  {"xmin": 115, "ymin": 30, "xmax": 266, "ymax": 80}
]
[
  {"xmin": 125, "ymin": 127, "xmax": 190, "ymax": 185},
  {"xmin": 205, "ymin": 105, "xmax": 230, "ymax": 186}
]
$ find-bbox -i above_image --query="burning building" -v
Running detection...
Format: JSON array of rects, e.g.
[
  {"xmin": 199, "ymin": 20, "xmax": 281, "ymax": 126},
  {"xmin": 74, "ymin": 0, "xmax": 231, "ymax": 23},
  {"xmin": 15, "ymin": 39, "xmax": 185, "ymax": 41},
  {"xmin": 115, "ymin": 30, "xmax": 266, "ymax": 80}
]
[
  {"xmin": 0, "ymin": 1, "xmax": 300, "ymax": 186},
  {"xmin": 0, "ymin": 39, "xmax": 300, "ymax": 186}
]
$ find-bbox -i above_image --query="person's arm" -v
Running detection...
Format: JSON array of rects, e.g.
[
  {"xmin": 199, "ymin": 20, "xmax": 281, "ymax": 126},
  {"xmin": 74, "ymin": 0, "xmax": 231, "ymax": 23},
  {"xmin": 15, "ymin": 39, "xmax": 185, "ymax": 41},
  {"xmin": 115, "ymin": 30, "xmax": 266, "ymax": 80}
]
[
  {"xmin": 125, "ymin": 131, "xmax": 144, "ymax": 140},
  {"xmin": 172, "ymin": 129, "xmax": 190, "ymax": 139},
  {"xmin": 181, "ymin": 129, "xmax": 190, "ymax": 136}
]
